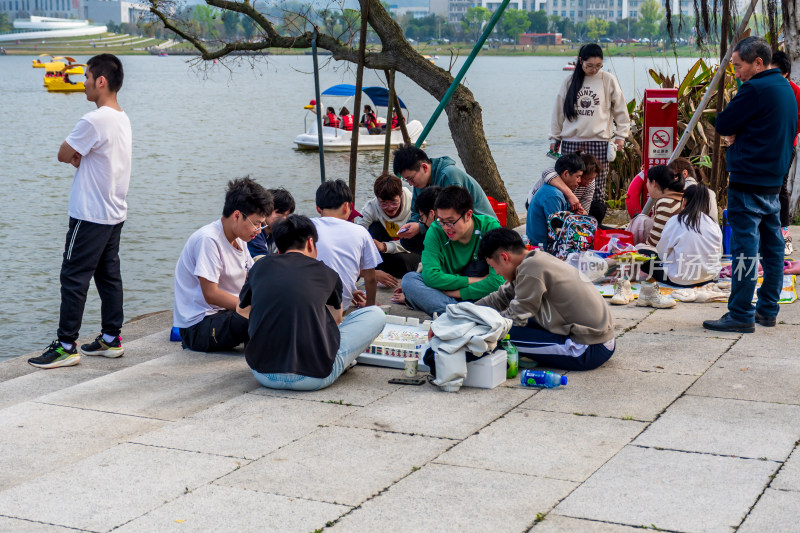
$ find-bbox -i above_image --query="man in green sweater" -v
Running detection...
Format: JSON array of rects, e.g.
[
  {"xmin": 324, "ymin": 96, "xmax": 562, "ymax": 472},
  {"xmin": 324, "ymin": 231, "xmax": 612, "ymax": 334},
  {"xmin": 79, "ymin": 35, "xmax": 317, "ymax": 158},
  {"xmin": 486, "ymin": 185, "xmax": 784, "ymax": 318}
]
[
  {"xmin": 395, "ymin": 186, "xmax": 504, "ymax": 316},
  {"xmin": 393, "ymin": 144, "xmax": 497, "ymax": 245}
]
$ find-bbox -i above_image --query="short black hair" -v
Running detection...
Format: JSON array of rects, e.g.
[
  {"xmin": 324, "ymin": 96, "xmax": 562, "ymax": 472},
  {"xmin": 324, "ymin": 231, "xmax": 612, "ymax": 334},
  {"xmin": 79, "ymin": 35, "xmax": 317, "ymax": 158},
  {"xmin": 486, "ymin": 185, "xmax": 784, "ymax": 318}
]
[
  {"xmin": 373, "ymin": 173, "xmax": 403, "ymax": 201},
  {"xmin": 734, "ymin": 36, "xmax": 772, "ymax": 66},
  {"xmin": 647, "ymin": 164, "xmax": 684, "ymax": 193},
  {"xmin": 771, "ymin": 50, "xmax": 792, "ymax": 76},
  {"xmin": 434, "ymin": 185, "xmax": 473, "ymax": 215},
  {"xmin": 222, "ymin": 177, "xmax": 273, "ymax": 218},
  {"xmin": 272, "ymin": 214, "xmax": 318, "ymax": 253},
  {"xmin": 416, "ymin": 185, "xmax": 442, "ymax": 215},
  {"xmin": 315, "ymin": 179, "xmax": 353, "ymax": 210},
  {"xmin": 478, "ymin": 228, "xmax": 527, "ymax": 261},
  {"xmin": 269, "ymin": 187, "xmax": 295, "ymax": 214},
  {"xmin": 392, "ymin": 143, "xmax": 431, "ymax": 175},
  {"xmin": 554, "ymin": 152, "xmax": 585, "ymax": 176},
  {"xmin": 87, "ymin": 53, "xmax": 124, "ymax": 93}
]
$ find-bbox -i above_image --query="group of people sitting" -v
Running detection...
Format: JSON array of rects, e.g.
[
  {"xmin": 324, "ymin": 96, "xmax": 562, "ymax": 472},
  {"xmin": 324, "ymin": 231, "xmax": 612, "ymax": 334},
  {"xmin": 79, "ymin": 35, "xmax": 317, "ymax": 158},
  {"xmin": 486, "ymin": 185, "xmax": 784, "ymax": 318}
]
[
  {"xmin": 525, "ymin": 149, "xmax": 723, "ymax": 309},
  {"xmin": 323, "ymin": 104, "xmax": 399, "ymax": 134},
  {"xmin": 173, "ymin": 144, "xmax": 617, "ymax": 392}
]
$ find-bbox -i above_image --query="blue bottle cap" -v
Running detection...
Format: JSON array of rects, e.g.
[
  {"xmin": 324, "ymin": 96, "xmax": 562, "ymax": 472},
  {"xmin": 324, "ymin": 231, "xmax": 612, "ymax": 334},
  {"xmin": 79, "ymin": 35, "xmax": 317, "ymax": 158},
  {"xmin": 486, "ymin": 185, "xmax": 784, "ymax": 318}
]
[{"xmin": 560, "ymin": 375, "xmax": 568, "ymax": 385}]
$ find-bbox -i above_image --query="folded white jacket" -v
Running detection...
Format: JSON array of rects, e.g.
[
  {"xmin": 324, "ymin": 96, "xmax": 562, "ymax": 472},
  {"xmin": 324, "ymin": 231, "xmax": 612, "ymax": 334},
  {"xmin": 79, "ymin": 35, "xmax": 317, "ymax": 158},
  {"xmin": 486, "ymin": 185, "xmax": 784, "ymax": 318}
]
[{"xmin": 429, "ymin": 302, "xmax": 512, "ymax": 392}]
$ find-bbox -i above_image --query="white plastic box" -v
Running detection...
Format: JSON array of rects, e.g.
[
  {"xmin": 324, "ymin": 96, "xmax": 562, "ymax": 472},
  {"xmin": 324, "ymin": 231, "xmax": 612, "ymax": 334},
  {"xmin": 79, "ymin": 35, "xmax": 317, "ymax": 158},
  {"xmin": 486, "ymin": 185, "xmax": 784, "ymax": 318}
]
[{"xmin": 463, "ymin": 350, "xmax": 507, "ymax": 389}]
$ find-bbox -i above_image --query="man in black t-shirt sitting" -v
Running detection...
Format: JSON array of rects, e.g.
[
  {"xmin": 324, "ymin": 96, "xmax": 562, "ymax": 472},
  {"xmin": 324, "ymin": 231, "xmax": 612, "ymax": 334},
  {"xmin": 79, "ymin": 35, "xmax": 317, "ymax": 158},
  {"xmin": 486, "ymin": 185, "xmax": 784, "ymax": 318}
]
[{"xmin": 240, "ymin": 215, "xmax": 386, "ymax": 390}]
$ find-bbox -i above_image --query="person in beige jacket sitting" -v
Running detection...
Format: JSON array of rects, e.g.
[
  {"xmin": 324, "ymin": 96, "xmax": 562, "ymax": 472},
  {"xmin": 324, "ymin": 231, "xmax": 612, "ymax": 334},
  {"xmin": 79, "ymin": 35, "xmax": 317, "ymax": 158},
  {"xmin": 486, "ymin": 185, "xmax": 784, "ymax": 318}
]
[{"xmin": 475, "ymin": 228, "xmax": 616, "ymax": 371}]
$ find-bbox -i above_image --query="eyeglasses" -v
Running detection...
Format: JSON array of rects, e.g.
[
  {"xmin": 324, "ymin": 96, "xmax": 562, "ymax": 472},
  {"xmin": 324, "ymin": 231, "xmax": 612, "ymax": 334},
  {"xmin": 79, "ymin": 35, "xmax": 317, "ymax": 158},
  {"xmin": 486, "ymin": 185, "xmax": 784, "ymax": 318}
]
[
  {"xmin": 582, "ymin": 62, "xmax": 603, "ymax": 71},
  {"xmin": 243, "ymin": 214, "xmax": 268, "ymax": 231},
  {"xmin": 378, "ymin": 199, "xmax": 401, "ymax": 208},
  {"xmin": 435, "ymin": 214, "xmax": 464, "ymax": 229}
]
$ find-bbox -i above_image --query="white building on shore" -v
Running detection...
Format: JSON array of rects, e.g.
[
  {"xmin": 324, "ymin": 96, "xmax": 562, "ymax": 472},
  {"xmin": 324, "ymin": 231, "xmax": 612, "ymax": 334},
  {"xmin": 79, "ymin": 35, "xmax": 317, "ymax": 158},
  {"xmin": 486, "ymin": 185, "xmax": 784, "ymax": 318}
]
[{"xmin": 1, "ymin": 0, "xmax": 147, "ymax": 24}]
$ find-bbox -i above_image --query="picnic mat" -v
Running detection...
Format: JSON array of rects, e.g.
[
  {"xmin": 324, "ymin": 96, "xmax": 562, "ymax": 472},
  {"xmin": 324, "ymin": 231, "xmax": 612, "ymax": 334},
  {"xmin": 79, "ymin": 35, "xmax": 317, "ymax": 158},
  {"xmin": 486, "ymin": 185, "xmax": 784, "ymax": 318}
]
[{"xmin": 597, "ymin": 275, "xmax": 797, "ymax": 304}]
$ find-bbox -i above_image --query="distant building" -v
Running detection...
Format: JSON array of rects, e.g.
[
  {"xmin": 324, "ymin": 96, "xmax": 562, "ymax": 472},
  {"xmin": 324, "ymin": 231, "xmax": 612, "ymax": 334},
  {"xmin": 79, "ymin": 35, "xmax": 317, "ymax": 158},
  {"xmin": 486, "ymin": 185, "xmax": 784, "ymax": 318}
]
[
  {"xmin": 390, "ymin": 5, "xmax": 430, "ymax": 18},
  {"xmin": 0, "ymin": 0, "xmax": 147, "ymax": 24}
]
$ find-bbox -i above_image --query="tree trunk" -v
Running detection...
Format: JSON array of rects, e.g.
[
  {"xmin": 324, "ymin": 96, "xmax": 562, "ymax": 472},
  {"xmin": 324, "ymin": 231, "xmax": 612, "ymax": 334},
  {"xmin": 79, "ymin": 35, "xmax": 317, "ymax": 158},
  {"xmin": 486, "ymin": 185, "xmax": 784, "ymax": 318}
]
[{"xmin": 783, "ymin": 0, "xmax": 800, "ymax": 220}]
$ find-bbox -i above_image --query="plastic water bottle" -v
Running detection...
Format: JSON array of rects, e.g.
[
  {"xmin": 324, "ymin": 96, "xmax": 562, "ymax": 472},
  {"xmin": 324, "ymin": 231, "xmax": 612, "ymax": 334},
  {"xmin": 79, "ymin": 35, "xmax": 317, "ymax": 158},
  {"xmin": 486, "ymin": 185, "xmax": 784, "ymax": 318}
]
[
  {"xmin": 502, "ymin": 335, "xmax": 518, "ymax": 379},
  {"xmin": 520, "ymin": 369, "xmax": 567, "ymax": 388}
]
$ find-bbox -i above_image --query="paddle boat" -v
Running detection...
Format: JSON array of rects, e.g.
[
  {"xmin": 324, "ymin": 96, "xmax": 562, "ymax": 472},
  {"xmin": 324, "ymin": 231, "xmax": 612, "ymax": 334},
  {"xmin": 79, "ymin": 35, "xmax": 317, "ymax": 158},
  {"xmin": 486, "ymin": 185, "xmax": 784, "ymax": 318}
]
[
  {"xmin": 32, "ymin": 54, "xmax": 53, "ymax": 68},
  {"xmin": 294, "ymin": 84, "xmax": 424, "ymax": 152},
  {"xmin": 562, "ymin": 61, "xmax": 576, "ymax": 71},
  {"xmin": 45, "ymin": 63, "xmax": 86, "ymax": 92}
]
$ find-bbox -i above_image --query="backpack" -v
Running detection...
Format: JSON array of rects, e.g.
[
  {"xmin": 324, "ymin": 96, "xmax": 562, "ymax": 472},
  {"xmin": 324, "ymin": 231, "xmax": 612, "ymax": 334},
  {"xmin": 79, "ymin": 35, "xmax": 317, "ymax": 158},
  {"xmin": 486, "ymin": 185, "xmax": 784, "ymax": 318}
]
[{"xmin": 546, "ymin": 211, "xmax": 597, "ymax": 259}]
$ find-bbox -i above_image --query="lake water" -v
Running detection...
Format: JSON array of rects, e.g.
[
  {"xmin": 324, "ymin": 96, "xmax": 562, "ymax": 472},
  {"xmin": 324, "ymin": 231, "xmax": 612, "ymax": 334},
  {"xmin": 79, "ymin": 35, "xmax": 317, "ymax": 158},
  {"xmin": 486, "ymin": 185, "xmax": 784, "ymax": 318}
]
[{"xmin": 0, "ymin": 52, "xmax": 704, "ymax": 361}]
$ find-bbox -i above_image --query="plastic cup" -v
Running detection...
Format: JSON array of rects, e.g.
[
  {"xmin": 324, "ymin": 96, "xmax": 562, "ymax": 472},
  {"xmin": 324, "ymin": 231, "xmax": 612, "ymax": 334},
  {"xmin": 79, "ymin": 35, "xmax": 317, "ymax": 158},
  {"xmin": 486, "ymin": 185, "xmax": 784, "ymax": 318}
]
[{"xmin": 404, "ymin": 357, "xmax": 418, "ymax": 377}]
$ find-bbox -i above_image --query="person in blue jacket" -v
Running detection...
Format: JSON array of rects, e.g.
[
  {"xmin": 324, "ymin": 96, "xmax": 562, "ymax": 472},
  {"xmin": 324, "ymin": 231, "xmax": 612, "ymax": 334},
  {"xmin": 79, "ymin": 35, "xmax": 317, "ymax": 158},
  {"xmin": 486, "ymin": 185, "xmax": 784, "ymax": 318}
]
[
  {"xmin": 393, "ymin": 144, "xmax": 497, "ymax": 251},
  {"xmin": 703, "ymin": 37, "xmax": 798, "ymax": 333}
]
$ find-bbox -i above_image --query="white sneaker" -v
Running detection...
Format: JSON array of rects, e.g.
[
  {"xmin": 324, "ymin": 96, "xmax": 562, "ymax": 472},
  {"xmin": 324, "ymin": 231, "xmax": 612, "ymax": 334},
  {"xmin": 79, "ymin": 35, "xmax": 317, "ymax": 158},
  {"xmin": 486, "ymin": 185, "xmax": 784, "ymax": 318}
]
[
  {"xmin": 610, "ymin": 279, "xmax": 634, "ymax": 305},
  {"xmin": 636, "ymin": 281, "xmax": 676, "ymax": 308},
  {"xmin": 671, "ymin": 288, "xmax": 697, "ymax": 302}
]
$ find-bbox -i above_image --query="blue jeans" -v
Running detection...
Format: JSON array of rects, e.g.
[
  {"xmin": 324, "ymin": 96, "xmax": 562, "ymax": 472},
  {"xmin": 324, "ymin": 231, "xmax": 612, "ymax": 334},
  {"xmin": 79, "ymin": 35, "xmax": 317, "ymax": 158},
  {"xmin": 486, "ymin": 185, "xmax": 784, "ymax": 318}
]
[
  {"xmin": 251, "ymin": 307, "xmax": 386, "ymax": 391},
  {"xmin": 727, "ymin": 189, "xmax": 784, "ymax": 322},
  {"xmin": 401, "ymin": 271, "xmax": 458, "ymax": 316}
]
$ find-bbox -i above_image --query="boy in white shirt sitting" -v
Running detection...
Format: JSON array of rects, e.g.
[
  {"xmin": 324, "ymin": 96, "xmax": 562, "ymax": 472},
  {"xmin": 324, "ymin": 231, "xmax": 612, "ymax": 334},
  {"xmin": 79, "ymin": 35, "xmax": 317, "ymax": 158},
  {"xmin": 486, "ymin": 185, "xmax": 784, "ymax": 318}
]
[
  {"xmin": 173, "ymin": 177, "xmax": 273, "ymax": 352},
  {"xmin": 313, "ymin": 179, "xmax": 382, "ymax": 309}
]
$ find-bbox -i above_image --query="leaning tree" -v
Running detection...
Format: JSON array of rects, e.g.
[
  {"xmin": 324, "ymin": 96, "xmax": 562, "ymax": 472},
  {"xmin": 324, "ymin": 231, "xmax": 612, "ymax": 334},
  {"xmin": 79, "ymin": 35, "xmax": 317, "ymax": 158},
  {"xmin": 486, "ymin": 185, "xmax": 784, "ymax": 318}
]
[{"xmin": 148, "ymin": 0, "xmax": 523, "ymax": 225}]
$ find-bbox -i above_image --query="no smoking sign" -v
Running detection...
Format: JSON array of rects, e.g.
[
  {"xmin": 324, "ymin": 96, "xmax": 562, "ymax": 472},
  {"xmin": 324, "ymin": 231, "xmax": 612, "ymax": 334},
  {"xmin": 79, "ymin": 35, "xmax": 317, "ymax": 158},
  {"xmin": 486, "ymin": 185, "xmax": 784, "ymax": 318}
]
[{"xmin": 648, "ymin": 127, "xmax": 674, "ymax": 158}]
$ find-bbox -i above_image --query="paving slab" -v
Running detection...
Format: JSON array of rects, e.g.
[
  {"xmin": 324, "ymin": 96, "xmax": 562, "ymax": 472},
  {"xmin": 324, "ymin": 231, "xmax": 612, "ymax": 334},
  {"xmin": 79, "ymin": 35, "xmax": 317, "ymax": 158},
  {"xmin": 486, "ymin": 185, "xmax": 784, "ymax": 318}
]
[
  {"xmin": 250, "ymin": 364, "xmax": 403, "ymax": 407},
  {"xmin": 778, "ymin": 300, "xmax": 800, "ymax": 324},
  {"xmin": 635, "ymin": 303, "xmax": 741, "ymax": 339},
  {"xmin": 633, "ymin": 395, "xmax": 800, "ymax": 460},
  {"xmin": 773, "ymin": 447, "xmax": 800, "ymax": 492},
  {"xmin": 217, "ymin": 425, "xmax": 449, "ymax": 506},
  {"xmin": 737, "ymin": 489, "xmax": 800, "ymax": 533},
  {"xmin": 36, "ymin": 350, "xmax": 259, "ymax": 420},
  {"xmin": 0, "ymin": 366, "xmax": 109, "ymax": 410},
  {"xmin": 0, "ymin": 402, "xmax": 164, "ymax": 490},
  {"xmin": 0, "ymin": 517, "xmax": 77, "ymax": 532},
  {"xmin": 606, "ymin": 305, "xmax": 653, "ymax": 321},
  {"xmin": 333, "ymin": 383, "xmax": 533, "ymax": 439},
  {"xmin": 518, "ymin": 366, "xmax": 696, "ymax": 421},
  {"xmin": 114, "ymin": 484, "xmax": 350, "ymax": 533},
  {"xmin": 0, "ymin": 443, "xmax": 241, "ymax": 532},
  {"xmin": 330, "ymin": 463, "xmax": 575, "ymax": 533},
  {"xmin": 724, "ymin": 324, "xmax": 800, "ymax": 358},
  {"xmin": 555, "ymin": 446, "xmax": 778, "ymax": 533},
  {"xmin": 604, "ymin": 332, "xmax": 734, "ymax": 375},
  {"xmin": 688, "ymin": 352, "xmax": 800, "ymax": 405},
  {"xmin": 132, "ymin": 393, "xmax": 356, "ymax": 459},
  {"xmin": 436, "ymin": 410, "xmax": 645, "ymax": 482},
  {"xmin": 612, "ymin": 318, "xmax": 639, "ymax": 335},
  {"xmin": 530, "ymin": 515, "xmax": 649, "ymax": 532}
]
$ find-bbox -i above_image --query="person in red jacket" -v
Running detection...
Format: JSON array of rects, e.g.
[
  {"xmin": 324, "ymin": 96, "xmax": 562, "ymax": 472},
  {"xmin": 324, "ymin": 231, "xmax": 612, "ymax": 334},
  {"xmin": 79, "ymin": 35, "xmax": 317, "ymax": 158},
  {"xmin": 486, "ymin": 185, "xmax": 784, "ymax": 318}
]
[
  {"xmin": 324, "ymin": 107, "xmax": 340, "ymax": 128},
  {"xmin": 769, "ymin": 50, "xmax": 800, "ymax": 255},
  {"xmin": 339, "ymin": 106, "xmax": 354, "ymax": 131}
]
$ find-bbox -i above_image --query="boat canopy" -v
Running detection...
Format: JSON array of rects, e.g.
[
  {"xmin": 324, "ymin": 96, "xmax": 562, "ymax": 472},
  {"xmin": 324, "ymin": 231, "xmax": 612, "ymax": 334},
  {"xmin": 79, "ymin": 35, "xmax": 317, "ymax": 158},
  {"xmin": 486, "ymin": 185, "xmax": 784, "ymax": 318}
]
[{"xmin": 321, "ymin": 84, "xmax": 408, "ymax": 110}]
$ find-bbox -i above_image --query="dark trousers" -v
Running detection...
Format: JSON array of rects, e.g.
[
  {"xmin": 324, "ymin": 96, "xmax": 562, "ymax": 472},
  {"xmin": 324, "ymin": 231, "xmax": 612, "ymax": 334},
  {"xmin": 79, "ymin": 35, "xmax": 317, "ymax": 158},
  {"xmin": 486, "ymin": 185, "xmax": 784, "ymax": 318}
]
[
  {"xmin": 58, "ymin": 217, "xmax": 124, "ymax": 344},
  {"xmin": 779, "ymin": 150, "xmax": 794, "ymax": 227},
  {"xmin": 508, "ymin": 319, "xmax": 614, "ymax": 371},
  {"xmin": 179, "ymin": 310, "xmax": 249, "ymax": 352},
  {"xmin": 727, "ymin": 189, "xmax": 784, "ymax": 322},
  {"xmin": 367, "ymin": 221, "xmax": 421, "ymax": 278}
]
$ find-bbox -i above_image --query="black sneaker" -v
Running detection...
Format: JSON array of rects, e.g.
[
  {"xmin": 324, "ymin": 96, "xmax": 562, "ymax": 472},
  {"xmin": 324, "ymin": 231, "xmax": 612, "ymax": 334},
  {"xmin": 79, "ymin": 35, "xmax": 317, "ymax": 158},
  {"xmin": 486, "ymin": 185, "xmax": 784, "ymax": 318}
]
[
  {"xmin": 703, "ymin": 313, "xmax": 755, "ymax": 334},
  {"xmin": 28, "ymin": 340, "xmax": 80, "ymax": 369},
  {"xmin": 755, "ymin": 311, "xmax": 777, "ymax": 327},
  {"xmin": 80, "ymin": 335, "xmax": 125, "ymax": 358}
]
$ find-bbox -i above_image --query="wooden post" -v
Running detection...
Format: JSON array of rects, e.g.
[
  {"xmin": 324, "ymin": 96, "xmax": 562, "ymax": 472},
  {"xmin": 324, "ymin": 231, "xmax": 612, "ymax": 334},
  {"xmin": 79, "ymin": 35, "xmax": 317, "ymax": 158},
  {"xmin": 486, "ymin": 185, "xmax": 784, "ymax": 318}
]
[
  {"xmin": 382, "ymin": 69, "xmax": 396, "ymax": 174},
  {"xmin": 710, "ymin": 0, "xmax": 731, "ymax": 199},
  {"xmin": 348, "ymin": 0, "xmax": 370, "ymax": 196},
  {"xmin": 391, "ymin": 84, "xmax": 411, "ymax": 144},
  {"xmin": 311, "ymin": 30, "xmax": 325, "ymax": 184}
]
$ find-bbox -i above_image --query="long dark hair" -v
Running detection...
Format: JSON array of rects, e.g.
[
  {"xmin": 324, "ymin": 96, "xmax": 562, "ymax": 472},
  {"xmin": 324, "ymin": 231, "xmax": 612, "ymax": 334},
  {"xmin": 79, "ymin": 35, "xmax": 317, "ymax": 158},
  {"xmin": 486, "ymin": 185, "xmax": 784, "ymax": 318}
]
[
  {"xmin": 564, "ymin": 43, "xmax": 603, "ymax": 122},
  {"xmin": 678, "ymin": 183, "xmax": 710, "ymax": 233},
  {"xmin": 647, "ymin": 165, "xmax": 684, "ymax": 193}
]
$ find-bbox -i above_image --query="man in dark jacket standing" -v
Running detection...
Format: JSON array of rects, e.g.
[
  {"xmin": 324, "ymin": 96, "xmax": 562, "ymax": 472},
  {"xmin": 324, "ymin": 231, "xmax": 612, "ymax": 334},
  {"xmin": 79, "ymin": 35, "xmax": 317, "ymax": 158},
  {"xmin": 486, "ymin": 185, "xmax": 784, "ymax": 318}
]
[{"xmin": 704, "ymin": 37, "xmax": 798, "ymax": 333}]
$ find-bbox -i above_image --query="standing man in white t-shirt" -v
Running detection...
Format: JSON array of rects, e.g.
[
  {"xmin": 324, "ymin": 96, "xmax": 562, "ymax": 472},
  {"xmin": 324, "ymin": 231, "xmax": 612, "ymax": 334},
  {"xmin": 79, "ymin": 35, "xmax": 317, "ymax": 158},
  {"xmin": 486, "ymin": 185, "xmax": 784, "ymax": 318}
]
[
  {"xmin": 29, "ymin": 54, "xmax": 133, "ymax": 370},
  {"xmin": 173, "ymin": 178, "xmax": 273, "ymax": 352},
  {"xmin": 312, "ymin": 179, "xmax": 382, "ymax": 310}
]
